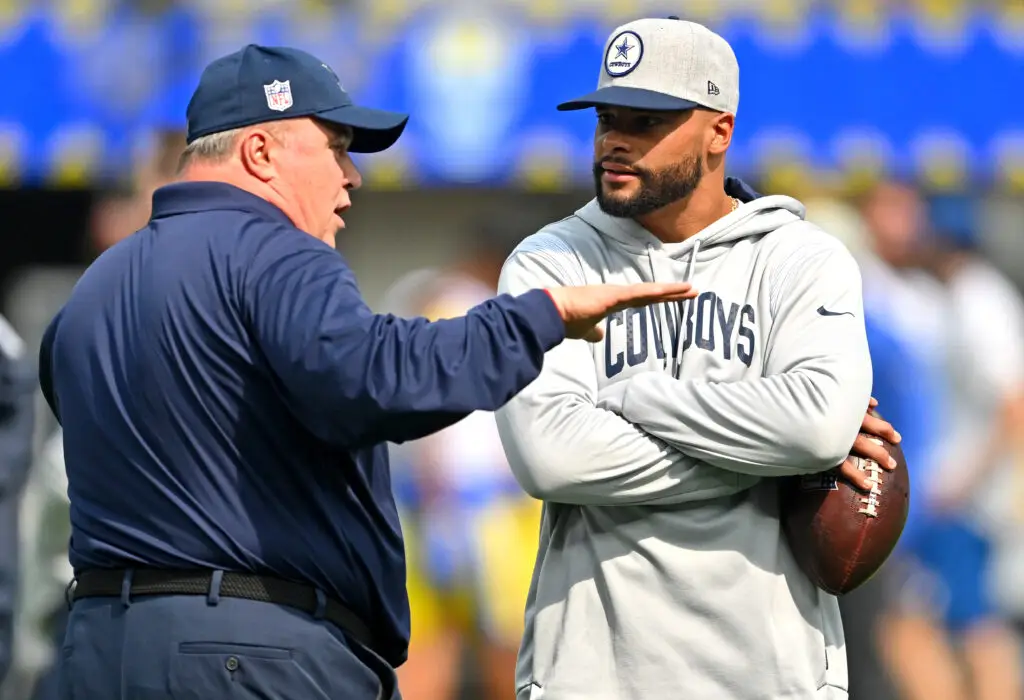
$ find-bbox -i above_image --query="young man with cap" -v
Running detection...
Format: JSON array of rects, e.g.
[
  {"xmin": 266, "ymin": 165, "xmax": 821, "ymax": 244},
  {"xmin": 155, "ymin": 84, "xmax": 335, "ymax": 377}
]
[
  {"xmin": 494, "ymin": 18, "xmax": 901, "ymax": 700},
  {"xmin": 38, "ymin": 44, "xmax": 696, "ymax": 700}
]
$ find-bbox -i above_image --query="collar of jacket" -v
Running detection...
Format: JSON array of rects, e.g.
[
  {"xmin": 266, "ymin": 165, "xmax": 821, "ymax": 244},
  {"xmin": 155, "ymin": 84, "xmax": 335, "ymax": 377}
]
[{"xmin": 150, "ymin": 181, "xmax": 294, "ymax": 227}]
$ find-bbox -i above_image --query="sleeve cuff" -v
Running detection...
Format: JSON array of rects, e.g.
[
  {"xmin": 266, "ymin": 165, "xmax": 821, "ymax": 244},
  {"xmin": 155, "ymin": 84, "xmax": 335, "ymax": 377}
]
[{"xmin": 519, "ymin": 288, "xmax": 566, "ymax": 351}]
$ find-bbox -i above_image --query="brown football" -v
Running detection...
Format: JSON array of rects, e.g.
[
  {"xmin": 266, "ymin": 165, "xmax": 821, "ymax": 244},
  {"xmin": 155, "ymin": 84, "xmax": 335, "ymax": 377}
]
[{"xmin": 780, "ymin": 417, "xmax": 910, "ymax": 596}]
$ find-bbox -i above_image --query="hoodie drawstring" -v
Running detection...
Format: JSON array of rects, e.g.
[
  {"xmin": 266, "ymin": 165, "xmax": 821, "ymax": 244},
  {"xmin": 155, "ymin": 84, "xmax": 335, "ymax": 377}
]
[
  {"xmin": 672, "ymin": 240, "xmax": 701, "ymax": 378},
  {"xmin": 646, "ymin": 245, "xmax": 670, "ymax": 371},
  {"xmin": 645, "ymin": 245, "xmax": 657, "ymax": 282}
]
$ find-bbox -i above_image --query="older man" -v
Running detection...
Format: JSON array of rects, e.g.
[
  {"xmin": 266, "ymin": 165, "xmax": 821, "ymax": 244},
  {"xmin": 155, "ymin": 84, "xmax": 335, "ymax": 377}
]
[{"xmin": 38, "ymin": 45, "xmax": 695, "ymax": 700}]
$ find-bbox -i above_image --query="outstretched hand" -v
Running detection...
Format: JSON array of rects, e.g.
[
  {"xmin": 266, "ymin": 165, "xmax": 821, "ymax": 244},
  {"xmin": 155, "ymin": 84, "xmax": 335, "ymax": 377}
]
[{"xmin": 546, "ymin": 283, "xmax": 699, "ymax": 342}]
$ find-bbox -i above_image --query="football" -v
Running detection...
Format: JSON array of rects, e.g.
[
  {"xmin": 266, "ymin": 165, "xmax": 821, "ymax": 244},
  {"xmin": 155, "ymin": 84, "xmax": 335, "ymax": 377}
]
[{"xmin": 779, "ymin": 418, "xmax": 910, "ymax": 596}]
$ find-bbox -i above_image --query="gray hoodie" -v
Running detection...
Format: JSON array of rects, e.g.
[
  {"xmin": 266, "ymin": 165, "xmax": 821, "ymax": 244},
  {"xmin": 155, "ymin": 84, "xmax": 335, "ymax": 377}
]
[{"xmin": 494, "ymin": 183, "xmax": 872, "ymax": 700}]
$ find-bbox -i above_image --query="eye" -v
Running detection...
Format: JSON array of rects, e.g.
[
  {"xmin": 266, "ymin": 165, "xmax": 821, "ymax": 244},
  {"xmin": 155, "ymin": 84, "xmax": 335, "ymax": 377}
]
[
  {"xmin": 635, "ymin": 115, "xmax": 663, "ymax": 129},
  {"xmin": 596, "ymin": 112, "xmax": 663, "ymax": 134}
]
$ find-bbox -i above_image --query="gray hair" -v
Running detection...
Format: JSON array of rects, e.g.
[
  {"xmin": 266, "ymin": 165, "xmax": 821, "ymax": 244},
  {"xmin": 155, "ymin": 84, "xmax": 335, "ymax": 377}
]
[
  {"xmin": 177, "ymin": 128, "xmax": 243, "ymax": 170},
  {"xmin": 177, "ymin": 122, "xmax": 355, "ymax": 172},
  {"xmin": 332, "ymin": 125, "xmax": 355, "ymax": 150}
]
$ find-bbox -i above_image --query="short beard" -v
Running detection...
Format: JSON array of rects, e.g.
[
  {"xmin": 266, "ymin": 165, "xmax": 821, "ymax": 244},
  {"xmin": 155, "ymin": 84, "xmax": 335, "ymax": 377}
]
[{"xmin": 594, "ymin": 153, "xmax": 704, "ymax": 219}]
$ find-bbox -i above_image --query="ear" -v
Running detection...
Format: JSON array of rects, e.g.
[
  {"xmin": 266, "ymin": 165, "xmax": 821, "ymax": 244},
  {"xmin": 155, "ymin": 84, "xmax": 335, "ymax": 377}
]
[
  {"xmin": 708, "ymin": 112, "xmax": 734, "ymax": 156},
  {"xmin": 239, "ymin": 128, "xmax": 276, "ymax": 182}
]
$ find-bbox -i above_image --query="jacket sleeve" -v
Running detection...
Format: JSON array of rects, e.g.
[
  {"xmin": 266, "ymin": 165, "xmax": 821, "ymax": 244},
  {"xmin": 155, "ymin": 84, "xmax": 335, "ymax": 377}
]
[
  {"xmin": 244, "ymin": 229, "xmax": 566, "ymax": 449},
  {"xmin": 493, "ymin": 236, "xmax": 760, "ymax": 505},
  {"xmin": 38, "ymin": 309, "xmax": 60, "ymax": 425},
  {"xmin": 603, "ymin": 236, "xmax": 872, "ymax": 477}
]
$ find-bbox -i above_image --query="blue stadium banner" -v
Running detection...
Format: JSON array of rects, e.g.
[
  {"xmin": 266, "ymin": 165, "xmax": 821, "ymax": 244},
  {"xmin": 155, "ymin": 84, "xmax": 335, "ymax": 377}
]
[{"xmin": 0, "ymin": 3, "xmax": 1018, "ymax": 188}]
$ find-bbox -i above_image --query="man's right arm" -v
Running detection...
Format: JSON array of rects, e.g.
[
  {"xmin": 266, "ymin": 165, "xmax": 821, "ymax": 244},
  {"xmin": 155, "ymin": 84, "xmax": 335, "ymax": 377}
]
[
  {"xmin": 244, "ymin": 230, "xmax": 566, "ymax": 449},
  {"xmin": 493, "ymin": 237, "xmax": 759, "ymax": 506}
]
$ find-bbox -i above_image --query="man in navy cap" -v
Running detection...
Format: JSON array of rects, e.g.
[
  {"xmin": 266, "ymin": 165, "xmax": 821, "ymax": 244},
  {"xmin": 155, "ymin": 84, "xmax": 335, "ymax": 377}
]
[{"xmin": 37, "ymin": 44, "xmax": 694, "ymax": 699}]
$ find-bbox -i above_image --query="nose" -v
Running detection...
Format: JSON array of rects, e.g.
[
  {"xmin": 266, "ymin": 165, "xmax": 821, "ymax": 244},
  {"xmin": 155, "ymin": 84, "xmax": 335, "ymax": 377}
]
[
  {"xmin": 597, "ymin": 128, "xmax": 632, "ymax": 159},
  {"xmin": 343, "ymin": 157, "xmax": 363, "ymax": 191}
]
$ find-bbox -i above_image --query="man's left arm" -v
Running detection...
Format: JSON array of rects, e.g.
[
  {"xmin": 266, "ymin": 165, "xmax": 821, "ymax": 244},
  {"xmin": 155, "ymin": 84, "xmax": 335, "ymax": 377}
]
[
  {"xmin": 602, "ymin": 238, "xmax": 872, "ymax": 477},
  {"xmin": 38, "ymin": 309, "xmax": 60, "ymax": 425}
]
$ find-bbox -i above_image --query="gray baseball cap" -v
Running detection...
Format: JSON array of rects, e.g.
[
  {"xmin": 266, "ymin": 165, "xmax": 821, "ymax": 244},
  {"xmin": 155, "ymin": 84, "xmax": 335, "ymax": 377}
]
[{"xmin": 558, "ymin": 17, "xmax": 740, "ymax": 114}]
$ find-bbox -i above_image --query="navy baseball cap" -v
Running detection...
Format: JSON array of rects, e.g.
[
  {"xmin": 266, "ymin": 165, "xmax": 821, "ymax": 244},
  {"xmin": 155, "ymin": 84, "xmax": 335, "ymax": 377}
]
[{"xmin": 186, "ymin": 44, "xmax": 408, "ymax": 153}]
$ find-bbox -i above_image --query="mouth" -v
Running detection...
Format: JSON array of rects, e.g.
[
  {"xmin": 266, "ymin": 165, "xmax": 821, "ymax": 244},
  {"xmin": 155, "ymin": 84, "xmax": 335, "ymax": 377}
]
[
  {"xmin": 599, "ymin": 161, "xmax": 640, "ymax": 184},
  {"xmin": 333, "ymin": 206, "xmax": 348, "ymax": 228}
]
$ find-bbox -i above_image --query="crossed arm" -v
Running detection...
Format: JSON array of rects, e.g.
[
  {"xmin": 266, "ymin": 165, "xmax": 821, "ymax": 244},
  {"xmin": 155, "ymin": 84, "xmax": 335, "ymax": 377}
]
[{"xmin": 494, "ymin": 234, "xmax": 875, "ymax": 506}]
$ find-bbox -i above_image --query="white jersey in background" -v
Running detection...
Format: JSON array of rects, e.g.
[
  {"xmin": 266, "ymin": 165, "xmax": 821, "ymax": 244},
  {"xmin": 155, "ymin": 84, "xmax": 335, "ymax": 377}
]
[
  {"xmin": 938, "ymin": 258, "xmax": 1024, "ymax": 525},
  {"xmin": 495, "ymin": 192, "xmax": 872, "ymax": 700},
  {"xmin": 937, "ymin": 258, "xmax": 1024, "ymax": 613},
  {"xmin": 858, "ymin": 253, "xmax": 948, "ymax": 383}
]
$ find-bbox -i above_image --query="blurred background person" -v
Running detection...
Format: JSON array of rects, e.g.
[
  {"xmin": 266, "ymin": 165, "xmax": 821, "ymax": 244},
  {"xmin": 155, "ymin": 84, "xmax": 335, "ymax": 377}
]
[
  {"xmin": 0, "ymin": 316, "xmax": 35, "ymax": 699},
  {"xmin": 917, "ymin": 192, "xmax": 1024, "ymax": 700},
  {"xmin": 862, "ymin": 183, "xmax": 1024, "ymax": 700},
  {"xmin": 805, "ymin": 191, "xmax": 944, "ymax": 700},
  {"xmin": 13, "ymin": 427, "xmax": 67, "ymax": 700},
  {"xmin": 381, "ymin": 213, "xmax": 550, "ymax": 700},
  {"xmin": 88, "ymin": 130, "xmax": 189, "ymax": 255},
  {"xmin": 5, "ymin": 129, "xmax": 185, "ymax": 700}
]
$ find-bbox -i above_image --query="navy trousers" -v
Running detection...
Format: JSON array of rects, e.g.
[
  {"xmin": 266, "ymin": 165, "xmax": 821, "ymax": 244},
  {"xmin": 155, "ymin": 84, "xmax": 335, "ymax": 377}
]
[{"xmin": 56, "ymin": 573, "xmax": 400, "ymax": 700}]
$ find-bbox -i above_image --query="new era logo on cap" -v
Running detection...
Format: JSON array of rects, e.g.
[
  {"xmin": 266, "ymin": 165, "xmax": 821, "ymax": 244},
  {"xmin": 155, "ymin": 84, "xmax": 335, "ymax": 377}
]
[{"xmin": 558, "ymin": 18, "xmax": 740, "ymax": 115}]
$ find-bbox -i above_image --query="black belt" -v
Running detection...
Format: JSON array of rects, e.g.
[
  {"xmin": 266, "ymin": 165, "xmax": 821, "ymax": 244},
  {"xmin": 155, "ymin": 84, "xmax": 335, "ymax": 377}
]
[{"xmin": 71, "ymin": 568, "xmax": 375, "ymax": 652}]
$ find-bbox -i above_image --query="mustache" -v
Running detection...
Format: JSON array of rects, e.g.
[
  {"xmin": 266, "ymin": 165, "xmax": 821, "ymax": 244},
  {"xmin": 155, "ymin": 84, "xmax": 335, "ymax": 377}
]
[{"xmin": 593, "ymin": 157, "xmax": 649, "ymax": 178}]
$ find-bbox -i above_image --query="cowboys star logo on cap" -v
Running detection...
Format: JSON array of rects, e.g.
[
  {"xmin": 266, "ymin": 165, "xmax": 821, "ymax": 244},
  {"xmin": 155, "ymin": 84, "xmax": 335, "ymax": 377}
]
[
  {"xmin": 264, "ymin": 79, "xmax": 293, "ymax": 112},
  {"xmin": 604, "ymin": 30, "xmax": 643, "ymax": 77},
  {"xmin": 559, "ymin": 19, "xmax": 739, "ymax": 114}
]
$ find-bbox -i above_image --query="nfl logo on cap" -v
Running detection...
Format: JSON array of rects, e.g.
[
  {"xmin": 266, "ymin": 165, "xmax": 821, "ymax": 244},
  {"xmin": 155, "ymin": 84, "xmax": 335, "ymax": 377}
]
[{"xmin": 264, "ymin": 80, "xmax": 293, "ymax": 112}]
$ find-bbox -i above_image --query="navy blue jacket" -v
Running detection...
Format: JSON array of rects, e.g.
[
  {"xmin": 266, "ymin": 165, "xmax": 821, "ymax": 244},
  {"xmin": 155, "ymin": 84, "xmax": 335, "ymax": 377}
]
[
  {"xmin": 0, "ymin": 317, "xmax": 35, "ymax": 685},
  {"xmin": 38, "ymin": 182, "xmax": 565, "ymax": 666}
]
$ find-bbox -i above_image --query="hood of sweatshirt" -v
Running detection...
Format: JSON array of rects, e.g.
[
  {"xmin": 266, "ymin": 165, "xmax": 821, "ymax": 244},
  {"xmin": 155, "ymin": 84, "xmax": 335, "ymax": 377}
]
[{"xmin": 574, "ymin": 177, "xmax": 807, "ymax": 283}]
